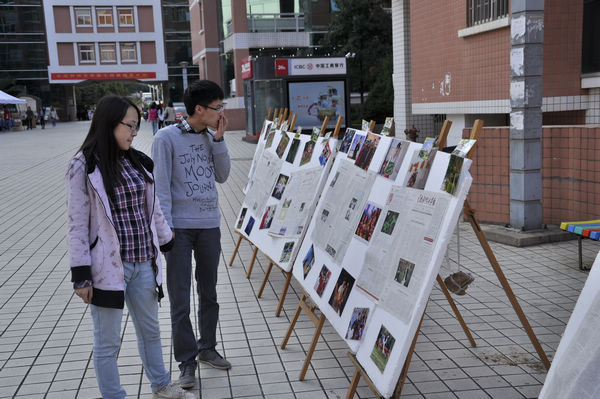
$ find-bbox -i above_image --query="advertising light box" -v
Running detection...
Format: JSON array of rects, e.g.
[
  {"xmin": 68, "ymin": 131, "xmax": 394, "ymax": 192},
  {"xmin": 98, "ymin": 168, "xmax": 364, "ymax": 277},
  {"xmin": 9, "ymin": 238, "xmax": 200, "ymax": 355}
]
[{"xmin": 288, "ymin": 80, "xmax": 346, "ymax": 130}]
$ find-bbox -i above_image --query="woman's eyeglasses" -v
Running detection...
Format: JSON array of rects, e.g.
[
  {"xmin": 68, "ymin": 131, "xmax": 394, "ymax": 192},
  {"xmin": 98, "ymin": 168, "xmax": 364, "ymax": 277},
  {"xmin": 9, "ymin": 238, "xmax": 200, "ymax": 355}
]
[{"xmin": 119, "ymin": 121, "xmax": 139, "ymax": 133}]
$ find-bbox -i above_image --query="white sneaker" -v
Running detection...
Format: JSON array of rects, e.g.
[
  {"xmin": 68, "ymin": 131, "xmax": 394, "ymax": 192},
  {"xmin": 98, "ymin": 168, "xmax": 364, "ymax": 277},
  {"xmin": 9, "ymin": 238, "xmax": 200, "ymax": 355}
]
[{"xmin": 153, "ymin": 382, "xmax": 196, "ymax": 399}]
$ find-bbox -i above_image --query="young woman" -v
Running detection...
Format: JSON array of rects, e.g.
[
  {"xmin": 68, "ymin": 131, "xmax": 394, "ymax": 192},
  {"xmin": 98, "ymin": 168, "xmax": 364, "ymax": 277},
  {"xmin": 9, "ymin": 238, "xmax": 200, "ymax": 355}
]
[
  {"xmin": 50, "ymin": 105, "xmax": 58, "ymax": 127},
  {"xmin": 149, "ymin": 102, "xmax": 158, "ymax": 134},
  {"xmin": 65, "ymin": 96, "xmax": 194, "ymax": 399}
]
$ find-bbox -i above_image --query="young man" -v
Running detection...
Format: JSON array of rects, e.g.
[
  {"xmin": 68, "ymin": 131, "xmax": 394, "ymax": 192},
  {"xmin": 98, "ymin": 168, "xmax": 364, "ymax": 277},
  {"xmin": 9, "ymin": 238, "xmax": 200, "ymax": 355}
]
[{"xmin": 152, "ymin": 80, "xmax": 231, "ymax": 389}]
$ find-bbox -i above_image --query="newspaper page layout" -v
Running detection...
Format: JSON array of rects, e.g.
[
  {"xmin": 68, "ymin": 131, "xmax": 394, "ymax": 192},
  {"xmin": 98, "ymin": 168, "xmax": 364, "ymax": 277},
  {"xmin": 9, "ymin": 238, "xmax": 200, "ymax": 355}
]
[
  {"xmin": 268, "ymin": 166, "xmax": 322, "ymax": 237},
  {"xmin": 357, "ymin": 186, "xmax": 450, "ymax": 323},
  {"xmin": 243, "ymin": 150, "xmax": 283, "ymax": 218},
  {"xmin": 311, "ymin": 160, "xmax": 376, "ymax": 263}
]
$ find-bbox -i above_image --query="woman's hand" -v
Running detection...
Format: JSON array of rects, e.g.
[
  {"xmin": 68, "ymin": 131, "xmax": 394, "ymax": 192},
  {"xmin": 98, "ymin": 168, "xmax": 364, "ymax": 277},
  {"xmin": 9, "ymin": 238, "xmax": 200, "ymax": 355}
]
[{"xmin": 75, "ymin": 286, "xmax": 93, "ymax": 304}]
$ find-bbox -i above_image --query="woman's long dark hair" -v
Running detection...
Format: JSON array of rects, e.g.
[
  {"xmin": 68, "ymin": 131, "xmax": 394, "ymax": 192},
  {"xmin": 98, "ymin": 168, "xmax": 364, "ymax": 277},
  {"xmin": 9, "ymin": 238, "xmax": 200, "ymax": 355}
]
[{"xmin": 77, "ymin": 95, "xmax": 152, "ymax": 197}]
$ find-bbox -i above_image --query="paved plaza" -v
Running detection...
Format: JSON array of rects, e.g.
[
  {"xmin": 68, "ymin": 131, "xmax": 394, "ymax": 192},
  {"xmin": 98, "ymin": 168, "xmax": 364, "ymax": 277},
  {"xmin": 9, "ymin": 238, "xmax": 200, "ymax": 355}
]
[{"xmin": 0, "ymin": 120, "xmax": 598, "ymax": 399}]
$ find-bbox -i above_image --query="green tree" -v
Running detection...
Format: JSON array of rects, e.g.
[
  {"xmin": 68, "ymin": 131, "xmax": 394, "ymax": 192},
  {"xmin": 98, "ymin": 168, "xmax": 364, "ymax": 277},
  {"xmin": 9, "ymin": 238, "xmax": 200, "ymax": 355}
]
[
  {"xmin": 362, "ymin": 52, "xmax": 393, "ymax": 122},
  {"xmin": 322, "ymin": 0, "xmax": 392, "ymax": 120}
]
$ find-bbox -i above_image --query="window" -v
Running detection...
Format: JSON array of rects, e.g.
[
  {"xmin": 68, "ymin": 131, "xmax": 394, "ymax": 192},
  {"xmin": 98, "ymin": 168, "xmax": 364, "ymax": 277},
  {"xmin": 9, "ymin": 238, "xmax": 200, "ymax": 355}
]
[
  {"xmin": 467, "ymin": 0, "xmax": 509, "ymax": 27},
  {"xmin": 99, "ymin": 43, "xmax": 116, "ymax": 63},
  {"xmin": 120, "ymin": 42, "xmax": 137, "ymax": 62},
  {"xmin": 117, "ymin": 7, "xmax": 134, "ymax": 26},
  {"xmin": 199, "ymin": 2, "xmax": 204, "ymax": 32},
  {"xmin": 96, "ymin": 7, "xmax": 113, "ymax": 26},
  {"xmin": 74, "ymin": 7, "xmax": 92, "ymax": 26},
  {"xmin": 78, "ymin": 43, "xmax": 95, "ymax": 63}
]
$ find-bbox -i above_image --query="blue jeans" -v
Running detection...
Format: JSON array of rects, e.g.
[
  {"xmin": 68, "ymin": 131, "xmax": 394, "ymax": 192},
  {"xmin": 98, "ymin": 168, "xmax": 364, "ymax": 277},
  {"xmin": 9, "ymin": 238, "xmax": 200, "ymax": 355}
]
[
  {"xmin": 151, "ymin": 120, "xmax": 158, "ymax": 134},
  {"xmin": 166, "ymin": 228, "xmax": 221, "ymax": 369},
  {"xmin": 90, "ymin": 260, "xmax": 170, "ymax": 399}
]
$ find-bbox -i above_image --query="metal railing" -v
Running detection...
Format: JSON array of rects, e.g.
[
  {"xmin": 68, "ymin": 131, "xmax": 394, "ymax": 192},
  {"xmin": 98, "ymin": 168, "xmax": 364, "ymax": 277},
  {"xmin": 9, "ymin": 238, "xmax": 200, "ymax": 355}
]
[
  {"xmin": 225, "ymin": 13, "xmax": 305, "ymax": 36},
  {"xmin": 467, "ymin": 0, "xmax": 509, "ymax": 27}
]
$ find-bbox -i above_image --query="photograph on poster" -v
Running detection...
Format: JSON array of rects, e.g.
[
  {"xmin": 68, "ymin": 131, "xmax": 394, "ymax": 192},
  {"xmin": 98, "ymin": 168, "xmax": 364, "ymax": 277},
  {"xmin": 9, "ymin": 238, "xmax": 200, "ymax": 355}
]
[
  {"xmin": 276, "ymin": 133, "xmax": 290, "ymax": 158},
  {"xmin": 272, "ymin": 174, "xmax": 289, "ymax": 200},
  {"xmin": 265, "ymin": 125, "xmax": 277, "ymax": 148},
  {"xmin": 345, "ymin": 307, "xmax": 369, "ymax": 341},
  {"xmin": 315, "ymin": 265, "xmax": 331, "ymax": 297},
  {"xmin": 302, "ymin": 245, "xmax": 315, "ymax": 279},
  {"xmin": 259, "ymin": 205, "xmax": 276, "ymax": 229},
  {"xmin": 236, "ymin": 208, "xmax": 247, "ymax": 229},
  {"xmin": 244, "ymin": 216, "xmax": 255, "ymax": 236},
  {"xmin": 355, "ymin": 132, "xmax": 381, "ymax": 171},
  {"xmin": 452, "ymin": 139, "xmax": 477, "ymax": 158},
  {"xmin": 299, "ymin": 140, "xmax": 316, "ymax": 166},
  {"xmin": 339, "ymin": 129, "xmax": 356, "ymax": 153},
  {"xmin": 405, "ymin": 148, "xmax": 438, "ymax": 190},
  {"xmin": 328, "ymin": 268, "xmax": 355, "ymax": 316},
  {"xmin": 370, "ymin": 325, "xmax": 396, "ymax": 373},
  {"xmin": 394, "ymin": 258, "xmax": 415, "ymax": 287},
  {"xmin": 347, "ymin": 134, "xmax": 365, "ymax": 160},
  {"xmin": 319, "ymin": 141, "xmax": 332, "ymax": 166},
  {"xmin": 381, "ymin": 210, "xmax": 399, "ymax": 235},
  {"xmin": 379, "ymin": 138, "xmax": 408, "ymax": 180},
  {"xmin": 280, "ymin": 241, "xmax": 295, "ymax": 262},
  {"xmin": 286, "ymin": 138, "xmax": 301, "ymax": 163},
  {"xmin": 441, "ymin": 154, "xmax": 464, "ymax": 195},
  {"xmin": 355, "ymin": 202, "xmax": 382, "ymax": 242}
]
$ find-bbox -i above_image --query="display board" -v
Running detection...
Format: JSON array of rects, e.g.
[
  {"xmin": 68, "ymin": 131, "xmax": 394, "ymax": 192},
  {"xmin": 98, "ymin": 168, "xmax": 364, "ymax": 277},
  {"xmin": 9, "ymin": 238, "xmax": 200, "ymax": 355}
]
[
  {"xmin": 235, "ymin": 124, "xmax": 339, "ymax": 272},
  {"xmin": 291, "ymin": 129, "xmax": 473, "ymax": 398},
  {"xmin": 539, "ymin": 251, "xmax": 600, "ymax": 399}
]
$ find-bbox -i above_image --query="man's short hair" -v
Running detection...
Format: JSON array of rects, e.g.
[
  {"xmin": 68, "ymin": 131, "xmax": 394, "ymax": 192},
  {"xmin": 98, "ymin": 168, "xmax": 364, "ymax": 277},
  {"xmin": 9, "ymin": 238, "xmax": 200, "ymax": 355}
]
[{"xmin": 183, "ymin": 80, "xmax": 224, "ymax": 116}]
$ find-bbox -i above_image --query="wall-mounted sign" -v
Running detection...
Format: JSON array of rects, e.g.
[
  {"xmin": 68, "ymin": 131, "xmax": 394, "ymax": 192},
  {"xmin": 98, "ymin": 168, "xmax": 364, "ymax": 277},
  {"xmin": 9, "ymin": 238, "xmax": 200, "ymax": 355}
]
[
  {"xmin": 241, "ymin": 56, "xmax": 253, "ymax": 79},
  {"xmin": 275, "ymin": 59, "xmax": 289, "ymax": 76},
  {"xmin": 275, "ymin": 58, "xmax": 347, "ymax": 77},
  {"xmin": 50, "ymin": 72, "xmax": 157, "ymax": 80}
]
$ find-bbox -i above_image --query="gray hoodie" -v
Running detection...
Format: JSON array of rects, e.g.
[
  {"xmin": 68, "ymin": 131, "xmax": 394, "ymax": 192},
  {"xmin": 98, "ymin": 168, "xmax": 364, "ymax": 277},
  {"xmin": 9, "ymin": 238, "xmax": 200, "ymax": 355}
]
[{"xmin": 152, "ymin": 124, "xmax": 230, "ymax": 229}]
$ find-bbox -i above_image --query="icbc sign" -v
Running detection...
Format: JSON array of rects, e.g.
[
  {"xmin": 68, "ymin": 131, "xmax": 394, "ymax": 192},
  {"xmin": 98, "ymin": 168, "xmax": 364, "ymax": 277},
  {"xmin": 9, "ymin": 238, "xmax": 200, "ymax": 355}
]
[
  {"xmin": 241, "ymin": 56, "xmax": 253, "ymax": 79},
  {"xmin": 275, "ymin": 59, "xmax": 289, "ymax": 76}
]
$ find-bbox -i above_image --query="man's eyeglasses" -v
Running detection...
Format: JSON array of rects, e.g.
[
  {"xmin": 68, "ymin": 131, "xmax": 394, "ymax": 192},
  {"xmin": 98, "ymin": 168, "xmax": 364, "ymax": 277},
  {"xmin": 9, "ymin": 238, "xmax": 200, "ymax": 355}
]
[
  {"xmin": 119, "ymin": 121, "xmax": 139, "ymax": 133},
  {"xmin": 204, "ymin": 103, "xmax": 225, "ymax": 112}
]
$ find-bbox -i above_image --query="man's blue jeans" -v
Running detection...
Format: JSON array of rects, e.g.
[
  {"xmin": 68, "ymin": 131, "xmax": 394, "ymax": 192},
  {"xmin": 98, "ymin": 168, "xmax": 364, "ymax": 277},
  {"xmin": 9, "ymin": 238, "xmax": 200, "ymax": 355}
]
[
  {"xmin": 166, "ymin": 228, "xmax": 221, "ymax": 369},
  {"xmin": 90, "ymin": 260, "xmax": 170, "ymax": 399}
]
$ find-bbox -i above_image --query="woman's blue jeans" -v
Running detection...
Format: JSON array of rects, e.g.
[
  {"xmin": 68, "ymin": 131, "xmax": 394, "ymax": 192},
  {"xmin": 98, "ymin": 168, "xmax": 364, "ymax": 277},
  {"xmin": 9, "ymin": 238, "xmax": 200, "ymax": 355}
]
[{"xmin": 90, "ymin": 260, "xmax": 170, "ymax": 399}]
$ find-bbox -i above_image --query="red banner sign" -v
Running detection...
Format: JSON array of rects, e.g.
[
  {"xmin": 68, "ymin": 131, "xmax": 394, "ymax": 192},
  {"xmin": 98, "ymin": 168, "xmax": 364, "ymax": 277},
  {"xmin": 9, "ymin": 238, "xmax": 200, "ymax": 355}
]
[
  {"xmin": 275, "ymin": 59, "xmax": 289, "ymax": 76},
  {"xmin": 51, "ymin": 72, "xmax": 157, "ymax": 80},
  {"xmin": 241, "ymin": 57, "xmax": 253, "ymax": 79}
]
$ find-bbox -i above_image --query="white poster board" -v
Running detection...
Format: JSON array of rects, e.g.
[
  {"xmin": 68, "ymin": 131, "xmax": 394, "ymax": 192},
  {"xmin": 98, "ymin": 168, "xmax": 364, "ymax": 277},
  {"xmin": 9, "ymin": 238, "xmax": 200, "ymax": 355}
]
[
  {"xmin": 539, "ymin": 252, "xmax": 600, "ymax": 399},
  {"xmin": 235, "ymin": 125, "xmax": 338, "ymax": 272},
  {"xmin": 291, "ymin": 130, "xmax": 473, "ymax": 397}
]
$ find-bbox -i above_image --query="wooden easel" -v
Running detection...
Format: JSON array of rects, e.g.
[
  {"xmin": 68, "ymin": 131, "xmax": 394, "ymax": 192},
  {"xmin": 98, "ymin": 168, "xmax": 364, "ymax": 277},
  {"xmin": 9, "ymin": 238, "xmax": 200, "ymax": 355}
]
[
  {"xmin": 228, "ymin": 231, "xmax": 259, "ymax": 278},
  {"xmin": 280, "ymin": 120, "xmax": 479, "ymax": 382},
  {"xmin": 344, "ymin": 119, "xmax": 550, "ymax": 398}
]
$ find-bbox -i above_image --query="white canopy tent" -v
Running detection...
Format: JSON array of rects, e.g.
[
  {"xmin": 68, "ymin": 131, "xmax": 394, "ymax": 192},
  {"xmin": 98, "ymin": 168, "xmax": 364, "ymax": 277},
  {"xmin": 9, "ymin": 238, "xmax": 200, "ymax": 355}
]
[{"xmin": 0, "ymin": 90, "xmax": 26, "ymax": 104}]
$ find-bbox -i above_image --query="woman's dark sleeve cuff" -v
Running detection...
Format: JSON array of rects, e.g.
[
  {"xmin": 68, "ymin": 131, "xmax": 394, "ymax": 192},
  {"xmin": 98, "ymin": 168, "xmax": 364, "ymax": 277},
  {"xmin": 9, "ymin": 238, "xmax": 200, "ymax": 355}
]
[
  {"xmin": 71, "ymin": 265, "xmax": 92, "ymax": 282},
  {"xmin": 160, "ymin": 239, "xmax": 174, "ymax": 253}
]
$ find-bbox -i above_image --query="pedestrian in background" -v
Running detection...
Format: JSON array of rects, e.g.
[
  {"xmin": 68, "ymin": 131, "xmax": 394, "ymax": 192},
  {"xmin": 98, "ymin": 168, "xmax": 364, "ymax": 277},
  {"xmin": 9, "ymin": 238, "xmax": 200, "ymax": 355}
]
[
  {"xmin": 25, "ymin": 106, "xmax": 34, "ymax": 130},
  {"xmin": 158, "ymin": 103, "xmax": 165, "ymax": 129},
  {"xmin": 164, "ymin": 101, "xmax": 176, "ymax": 126},
  {"xmin": 38, "ymin": 107, "xmax": 46, "ymax": 130},
  {"xmin": 65, "ymin": 95, "xmax": 194, "ymax": 399},
  {"xmin": 50, "ymin": 106, "xmax": 58, "ymax": 127},
  {"xmin": 149, "ymin": 102, "xmax": 158, "ymax": 135}
]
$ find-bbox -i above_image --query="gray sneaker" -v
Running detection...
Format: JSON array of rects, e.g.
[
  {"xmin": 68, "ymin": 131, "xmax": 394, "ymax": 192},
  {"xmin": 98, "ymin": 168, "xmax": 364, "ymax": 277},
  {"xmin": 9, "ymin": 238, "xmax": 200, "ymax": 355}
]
[
  {"xmin": 198, "ymin": 349, "xmax": 231, "ymax": 370},
  {"xmin": 153, "ymin": 382, "xmax": 196, "ymax": 398},
  {"xmin": 178, "ymin": 364, "xmax": 196, "ymax": 389}
]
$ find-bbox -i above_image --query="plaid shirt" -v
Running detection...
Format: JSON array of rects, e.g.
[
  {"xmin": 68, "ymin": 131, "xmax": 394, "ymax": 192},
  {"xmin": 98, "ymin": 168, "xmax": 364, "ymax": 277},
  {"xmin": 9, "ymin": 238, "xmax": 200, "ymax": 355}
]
[{"xmin": 109, "ymin": 156, "xmax": 154, "ymax": 262}]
